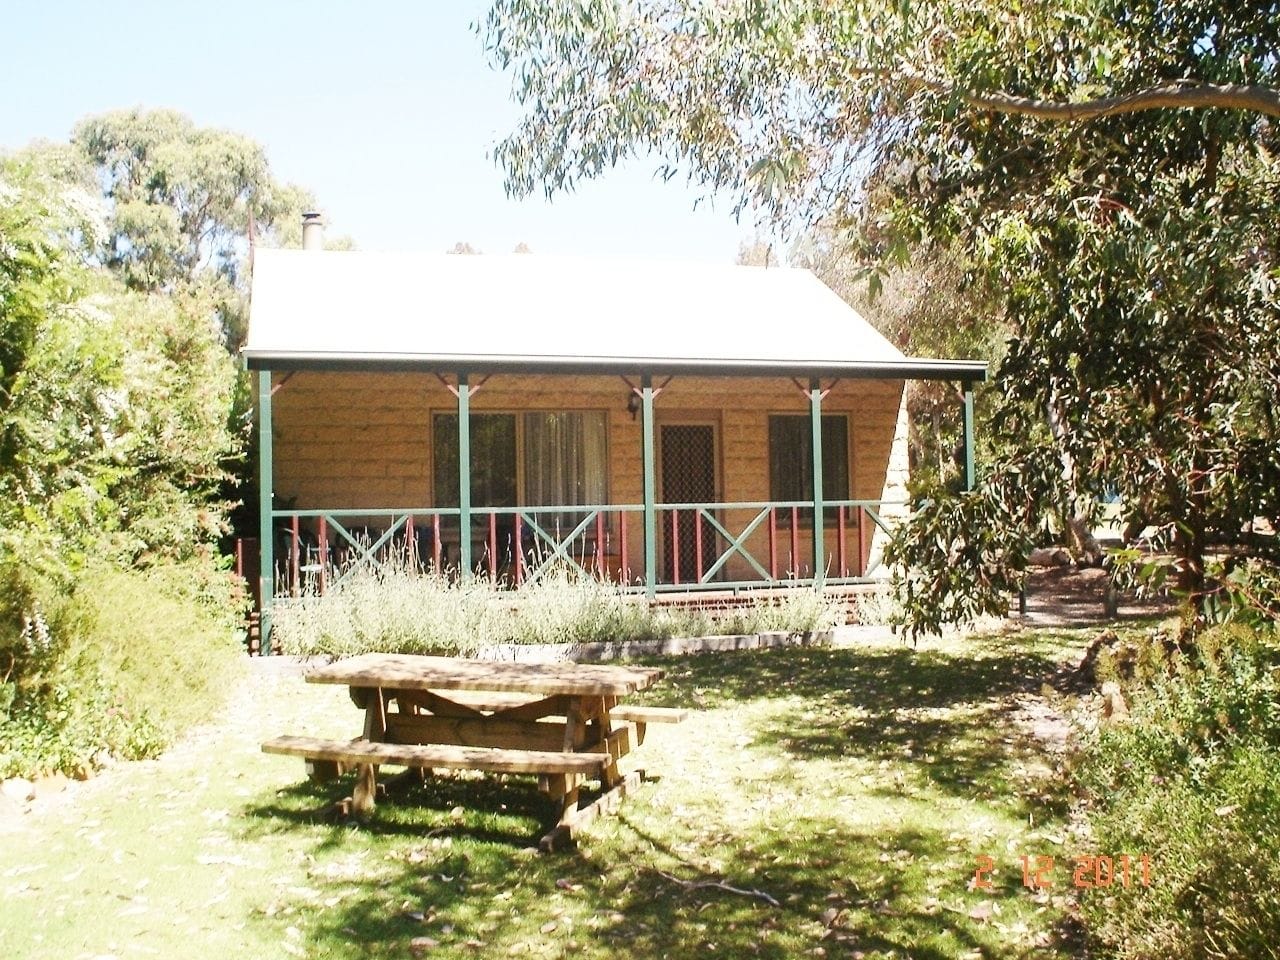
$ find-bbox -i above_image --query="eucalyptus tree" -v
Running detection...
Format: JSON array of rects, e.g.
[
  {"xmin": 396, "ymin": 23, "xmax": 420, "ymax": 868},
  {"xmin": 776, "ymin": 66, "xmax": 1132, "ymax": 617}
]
[
  {"xmin": 72, "ymin": 108, "xmax": 325, "ymax": 347},
  {"xmin": 483, "ymin": 0, "xmax": 1280, "ymax": 633},
  {"xmin": 790, "ymin": 229, "xmax": 1009, "ymax": 487}
]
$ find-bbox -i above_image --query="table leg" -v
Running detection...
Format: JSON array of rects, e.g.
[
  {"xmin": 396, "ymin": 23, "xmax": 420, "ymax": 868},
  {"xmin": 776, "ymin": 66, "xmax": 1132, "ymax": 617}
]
[
  {"xmin": 564, "ymin": 695, "xmax": 619, "ymax": 787},
  {"xmin": 302, "ymin": 686, "xmax": 384, "ymax": 784},
  {"xmin": 351, "ymin": 763, "xmax": 378, "ymax": 816},
  {"xmin": 562, "ymin": 701, "xmax": 582, "ymax": 752},
  {"xmin": 362, "ymin": 687, "xmax": 388, "ymax": 741},
  {"xmin": 536, "ymin": 772, "xmax": 581, "ymax": 852},
  {"xmin": 584, "ymin": 696, "xmax": 624, "ymax": 789},
  {"xmin": 341, "ymin": 687, "xmax": 387, "ymax": 816},
  {"xmin": 538, "ymin": 768, "xmax": 645, "ymax": 852},
  {"xmin": 538, "ymin": 772, "xmax": 576, "ymax": 816}
]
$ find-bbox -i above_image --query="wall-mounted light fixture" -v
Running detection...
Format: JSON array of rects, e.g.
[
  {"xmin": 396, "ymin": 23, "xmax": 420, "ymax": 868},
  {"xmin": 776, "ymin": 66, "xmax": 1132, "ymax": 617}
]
[{"xmin": 626, "ymin": 391, "xmax": 641, "ymax": 420}]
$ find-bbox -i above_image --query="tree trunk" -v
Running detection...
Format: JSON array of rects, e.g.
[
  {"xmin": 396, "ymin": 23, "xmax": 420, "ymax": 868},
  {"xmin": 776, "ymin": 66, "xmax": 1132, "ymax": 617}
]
[
  {"xmin": 1046, "ymin": 395, "xmax": 1105, "ymax": 566},
  {"xmin": 1176, "ymin": 463, "xmax": 1209, "ymax": 604},
  {"xmin": 1065, "ymin": 514, "xmax": 1105, "ymax": 567},
  {"xmin": 932, "ymin": 406, "xmax": 943, "ymax": 476}
]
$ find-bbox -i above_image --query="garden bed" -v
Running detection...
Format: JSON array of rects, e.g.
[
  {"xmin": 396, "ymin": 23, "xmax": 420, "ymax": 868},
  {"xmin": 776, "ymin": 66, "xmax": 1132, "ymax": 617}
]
[{"xmin": 473, "ymin": 628, "xmax": 834, "ymax": 663}]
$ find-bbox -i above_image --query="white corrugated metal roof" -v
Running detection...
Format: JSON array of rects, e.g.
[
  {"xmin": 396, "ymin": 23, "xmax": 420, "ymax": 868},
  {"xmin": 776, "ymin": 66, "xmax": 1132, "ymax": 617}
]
[{"xmin": 242, "ymin": 249, "xmax": 985, "ymax": 380}]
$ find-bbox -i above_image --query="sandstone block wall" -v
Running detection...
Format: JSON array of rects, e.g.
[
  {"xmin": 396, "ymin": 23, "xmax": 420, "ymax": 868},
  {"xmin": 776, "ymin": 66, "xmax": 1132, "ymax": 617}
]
[{"xmin": 267, "ymin": 371, "xmax": 908, "ymax": 582}]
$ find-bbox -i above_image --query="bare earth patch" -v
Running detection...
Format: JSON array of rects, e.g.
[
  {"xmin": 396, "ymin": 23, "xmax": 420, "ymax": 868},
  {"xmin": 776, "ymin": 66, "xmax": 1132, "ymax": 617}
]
[{"xmin": 1018, "ymin": 564, "xmax": 1174, "ymax": 628}]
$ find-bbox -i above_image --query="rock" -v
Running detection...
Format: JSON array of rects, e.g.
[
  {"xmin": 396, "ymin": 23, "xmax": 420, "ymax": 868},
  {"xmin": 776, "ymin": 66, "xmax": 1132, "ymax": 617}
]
[
  {"xmin": 801, "ymin": 629, "xmax": 835, "ymax": 647},
  {"xmin": 1029, "ymin": 547, "xmax": 1072, "ymax": 567},
  {"xmin": 0, "ymin": 778, "xmax": 35, "ymax": 803},
  {"xmin": 1077, "ymin": 629, "xmax": 1119, "ymax": 682}
]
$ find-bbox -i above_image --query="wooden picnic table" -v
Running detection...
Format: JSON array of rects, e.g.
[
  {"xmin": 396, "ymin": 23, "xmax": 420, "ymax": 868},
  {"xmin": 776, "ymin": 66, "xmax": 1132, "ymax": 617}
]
[{"xmin": 263, "ymin": 653, "xmax": 686, "ymax": 850}]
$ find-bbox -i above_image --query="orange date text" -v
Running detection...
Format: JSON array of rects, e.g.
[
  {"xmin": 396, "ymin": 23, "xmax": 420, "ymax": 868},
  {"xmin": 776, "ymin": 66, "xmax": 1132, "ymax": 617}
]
[{"xmin": 972, "ymin": 854, "xmax": 1152, "ymax": 890}]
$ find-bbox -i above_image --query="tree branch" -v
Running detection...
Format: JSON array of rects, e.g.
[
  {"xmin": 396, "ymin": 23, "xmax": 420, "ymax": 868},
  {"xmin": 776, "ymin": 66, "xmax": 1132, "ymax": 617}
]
[
  {"xmin": 852, "ymin": 63, "xmax": 1280, "ymax": 122},
  {"xmin": 655, "ymin": 869, "xmax": 781, "ymax": 907},
  {"xmin": 961, "ymin": 81, "xmax": 1280, "ymax": 122}
]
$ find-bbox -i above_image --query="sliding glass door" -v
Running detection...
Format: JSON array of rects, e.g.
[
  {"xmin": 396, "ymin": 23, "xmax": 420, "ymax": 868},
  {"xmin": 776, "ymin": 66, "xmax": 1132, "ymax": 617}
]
[{"xmin": 433, "ymin": 411, "xmax": 608, "ymax": 513}]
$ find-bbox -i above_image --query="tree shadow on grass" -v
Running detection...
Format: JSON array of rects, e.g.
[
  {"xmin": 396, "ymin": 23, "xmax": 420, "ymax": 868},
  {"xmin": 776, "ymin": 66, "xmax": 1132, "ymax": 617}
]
[
  {"xmin": 243, "ymin": 769, "xmax": 572, "ymax": 850},
  {"xmin": 239, "ymin": 783, "xmax": 1075, "ymax": 959},
  {"xmin": 634, "ymin": 638, "xmax": 1077, "ymax": 817},
  {"xmin": 588, "ymin": 812, "xmax": 1072, "ymax": 960},
  {"xmin": 236, "ymin": 639, "xmax": 1085, "ymax": 957}
]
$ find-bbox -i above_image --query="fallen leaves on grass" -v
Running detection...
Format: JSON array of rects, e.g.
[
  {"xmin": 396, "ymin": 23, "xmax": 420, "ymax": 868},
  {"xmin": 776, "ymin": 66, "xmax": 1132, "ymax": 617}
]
[{"xmin": 409, "ymin": 935, "xmax": 440, "ymax": 955}]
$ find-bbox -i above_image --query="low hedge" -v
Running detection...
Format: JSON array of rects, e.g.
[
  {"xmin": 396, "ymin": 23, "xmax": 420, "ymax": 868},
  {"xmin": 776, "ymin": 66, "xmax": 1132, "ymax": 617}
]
[
  {"xmin": 0, "ymin": 560, "xmax": 244, "ymax": 779},
  {"xmin": 271, "ymin": 566, "xmax": 842, "ymax": 659}
]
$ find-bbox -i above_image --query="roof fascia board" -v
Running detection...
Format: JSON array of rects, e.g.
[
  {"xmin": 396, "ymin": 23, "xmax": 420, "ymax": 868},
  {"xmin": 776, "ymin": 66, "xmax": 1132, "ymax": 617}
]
[{"xmin": 241, "ymin": 351, "xmax": 989, "ymax": 382}]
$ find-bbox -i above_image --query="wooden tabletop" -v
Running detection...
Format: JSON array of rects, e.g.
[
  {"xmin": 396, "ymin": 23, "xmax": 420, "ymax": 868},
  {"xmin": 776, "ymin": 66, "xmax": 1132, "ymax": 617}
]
[{"xmin": 305, "ymin": 653, "xmax": 665, "ymax": 697}]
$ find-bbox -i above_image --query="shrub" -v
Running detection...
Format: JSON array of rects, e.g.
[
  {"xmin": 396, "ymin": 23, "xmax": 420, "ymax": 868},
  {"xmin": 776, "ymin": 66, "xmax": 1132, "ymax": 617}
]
[
  {"xmin": 853, "ymin": 585, "xmax": 901, "ymax": 626},
  {"xmin": 0, "ymin": 561, "xmax": 244, "ymax": 779},
  {"xmin": 0, "ymin": 158, "xmax": 243, "ymax": 780},
  {"xmin": 271, "ymin": 562, "xmax": 843, "ymax": 659},
  {"xmin": 1075, "ymin": 625, "xmax": 1280, "ymax": 959},
  {"xmin": 703, "ymin": 585, "xmax": 842, "ymax": 636}
]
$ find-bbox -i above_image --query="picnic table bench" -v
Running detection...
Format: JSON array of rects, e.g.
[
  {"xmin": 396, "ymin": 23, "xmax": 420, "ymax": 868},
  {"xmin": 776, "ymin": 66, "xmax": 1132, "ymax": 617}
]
[{"xmin": 262, "ymin": 653, "xmax": 687, "ymax": 850}]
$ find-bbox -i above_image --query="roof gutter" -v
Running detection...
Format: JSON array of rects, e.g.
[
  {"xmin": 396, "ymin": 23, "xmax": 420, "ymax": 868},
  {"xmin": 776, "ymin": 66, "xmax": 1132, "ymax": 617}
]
[{"xmin": 240, "ymin": 350, "xmax": 989, "ymax": 382}]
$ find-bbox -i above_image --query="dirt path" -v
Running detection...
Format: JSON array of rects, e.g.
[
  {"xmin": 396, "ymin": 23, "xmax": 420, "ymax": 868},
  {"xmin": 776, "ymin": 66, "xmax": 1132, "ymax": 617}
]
[{"xmin": 1018, "ymin": 565, "xmax": 1173, "ymax": 628}]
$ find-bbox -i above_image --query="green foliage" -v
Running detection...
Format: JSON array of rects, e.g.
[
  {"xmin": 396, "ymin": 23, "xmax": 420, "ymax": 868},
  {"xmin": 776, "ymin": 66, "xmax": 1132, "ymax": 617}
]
[
  {"xmin": 876, "ymin": 5, "xmax": 1280, "ymax": 627},
  {"xmin": 484, "ymin": 1, "xmax": 1276, "ymax": 222},
  {"xmin": 917, "ymin": 11, "xmax": 1276, "ymax": 618},
  {"xmin": 71, "ymin": 107, "xmax": 342, "ymax": 347},
  {"xmin": 1202, "ymin": 558, "xmax": 1280, "ymax": 628},
  {"xmin": 980, "ymin": 140, "xmax": 1280, "ymax": 564},
  {"xmin": 1112, "ymin": 552, "xmax": 1280, "ymax": 632},
  {"xmin": 1, "ymin": 107, "xmax": 347, "ymax": 779},
  {"xmin": 0, "ymin": 561, "xmax": 244, "ymax": 778},
  {"xmin": 886, "ymin": 467, "xmax": 1035, "ymax": 642},
  {"xmin": 106, "ymin": 282, "xmax": 239, "ymax": 557},
  {"xmin": 272, "ymin": 563, "xmax": 841, "ymax": 659},
  {"xmin": 483, "ymin": 1, "xmax": 1280, "ymax": 635},
  {"xmin": 1, "ymin": 156, "xmax": 118, "ymax": 638},
  {"xmin": 1076, "ymin": 626, "xmax": 1280, "ymax": 959},
  {"xmin": 0, "ymin": 139, "xmax": 244, "ymax": 779},
  {"xmin": 0, "ymin": 158, "xmax": 238, "ymax": 568},
  {"xmin": 792, "ymin": 229, "xmax": 1010, "ymax": 486}
]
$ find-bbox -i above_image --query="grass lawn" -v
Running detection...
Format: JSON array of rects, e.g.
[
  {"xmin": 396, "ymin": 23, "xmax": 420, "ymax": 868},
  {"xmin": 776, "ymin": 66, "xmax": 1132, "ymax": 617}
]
[{"xmin": 1, "ymin": 628, "xmax": 1101, "ymax": 960}]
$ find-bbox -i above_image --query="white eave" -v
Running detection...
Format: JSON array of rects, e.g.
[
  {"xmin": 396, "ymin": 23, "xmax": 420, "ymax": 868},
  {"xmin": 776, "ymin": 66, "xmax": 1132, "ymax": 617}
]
[{"xmin": 241, "ymin": 249, "xmax": 988, "ymax": 382}]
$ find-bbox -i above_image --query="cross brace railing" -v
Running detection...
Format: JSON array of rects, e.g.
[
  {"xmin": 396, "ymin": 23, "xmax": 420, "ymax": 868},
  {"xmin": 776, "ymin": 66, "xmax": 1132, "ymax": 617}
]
[{"xmin": 267, "ymin": 499, "xmax": 902, "ymax": 598}]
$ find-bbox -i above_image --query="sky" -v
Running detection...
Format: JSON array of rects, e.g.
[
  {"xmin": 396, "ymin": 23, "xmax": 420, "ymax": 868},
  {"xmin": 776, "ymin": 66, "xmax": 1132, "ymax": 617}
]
[{"xmin": 0, "ymin": 0, "xmax": 763, "ymax": 261}]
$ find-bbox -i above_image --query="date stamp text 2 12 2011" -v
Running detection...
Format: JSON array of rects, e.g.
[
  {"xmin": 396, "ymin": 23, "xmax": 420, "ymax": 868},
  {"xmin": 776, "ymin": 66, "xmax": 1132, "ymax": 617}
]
[{"xmin": 974, "ymin": 854, "xmax": 1153, "ymax": 891}]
